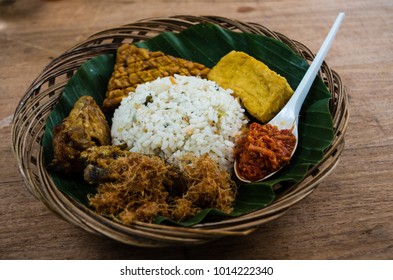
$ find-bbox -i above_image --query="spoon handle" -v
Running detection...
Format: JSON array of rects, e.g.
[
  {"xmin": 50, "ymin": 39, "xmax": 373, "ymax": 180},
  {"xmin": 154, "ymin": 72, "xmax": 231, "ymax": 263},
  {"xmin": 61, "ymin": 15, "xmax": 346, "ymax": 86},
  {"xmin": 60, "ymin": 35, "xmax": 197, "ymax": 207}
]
[{"xmin": 290, "ymin": 12, "xmax": 345, "ymax": 119}]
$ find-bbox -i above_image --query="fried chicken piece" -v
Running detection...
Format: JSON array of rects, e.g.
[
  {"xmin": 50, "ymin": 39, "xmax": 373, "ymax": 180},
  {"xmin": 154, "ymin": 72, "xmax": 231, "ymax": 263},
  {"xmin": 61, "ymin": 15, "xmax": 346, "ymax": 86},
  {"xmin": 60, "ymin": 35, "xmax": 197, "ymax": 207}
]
[
  {"xmin": 103, "ymin": 44, "xmax": 211, "ymax": 111},
  {"xmin": 80, "ymin": 145, "xmax": 129, "ymax": 183},
  {"xmin": 49, "ymin": 96, "xmax": 111, "ymax": 173}
]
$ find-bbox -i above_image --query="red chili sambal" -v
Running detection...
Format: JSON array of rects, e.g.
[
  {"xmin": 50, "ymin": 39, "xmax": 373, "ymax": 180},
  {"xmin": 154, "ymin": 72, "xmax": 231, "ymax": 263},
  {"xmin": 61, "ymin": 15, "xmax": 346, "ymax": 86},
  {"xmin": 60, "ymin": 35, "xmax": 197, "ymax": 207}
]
[{"xmin": 235, "ymin": 122, "xmax": 296, "ymax": 181}]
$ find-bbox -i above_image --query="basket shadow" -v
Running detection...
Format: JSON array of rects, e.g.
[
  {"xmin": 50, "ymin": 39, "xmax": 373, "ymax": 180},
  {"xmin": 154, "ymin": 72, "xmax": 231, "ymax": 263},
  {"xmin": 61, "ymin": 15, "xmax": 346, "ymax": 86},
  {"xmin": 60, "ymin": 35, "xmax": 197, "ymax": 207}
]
[{"xmin": 75, "ymin": 220, "xmax": 286, "ymax": 260}]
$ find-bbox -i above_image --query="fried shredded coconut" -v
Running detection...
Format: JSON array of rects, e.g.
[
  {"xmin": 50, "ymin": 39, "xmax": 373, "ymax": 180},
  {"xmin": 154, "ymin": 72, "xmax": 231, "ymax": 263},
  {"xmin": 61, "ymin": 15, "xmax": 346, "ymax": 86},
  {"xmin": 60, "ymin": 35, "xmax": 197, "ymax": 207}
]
[
  {"xmin": 85, "ymin": 146, "xmax": 175, "ymax": 223},
  {"xmin": 84, "ymin": 146, "xmax": 236, "ymax": 224},
  {"xmin": 180, "ymin": 154, "xmax": 236, "ymax": 215}
]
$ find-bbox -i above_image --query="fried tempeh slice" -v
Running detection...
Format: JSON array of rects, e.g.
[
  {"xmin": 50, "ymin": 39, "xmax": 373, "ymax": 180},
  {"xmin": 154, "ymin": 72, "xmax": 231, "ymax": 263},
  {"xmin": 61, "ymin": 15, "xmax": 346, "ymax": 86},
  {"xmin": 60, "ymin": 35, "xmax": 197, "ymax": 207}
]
[
  {"xmin": 49, "ymin": 96, "xmax": 111, "ymax": 173},
  {"xmin": 102, "ymin": 44, "xmax": 210, "ymax": 111}
]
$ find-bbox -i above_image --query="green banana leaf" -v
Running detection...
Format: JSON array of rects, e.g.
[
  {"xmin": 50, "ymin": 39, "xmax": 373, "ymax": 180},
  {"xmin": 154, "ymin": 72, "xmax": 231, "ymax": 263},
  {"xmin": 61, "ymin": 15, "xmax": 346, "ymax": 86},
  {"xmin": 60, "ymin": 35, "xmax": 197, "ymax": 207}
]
[{"xmin": 42, "ymin": 23, "xmax": 333, "ymax": 226}]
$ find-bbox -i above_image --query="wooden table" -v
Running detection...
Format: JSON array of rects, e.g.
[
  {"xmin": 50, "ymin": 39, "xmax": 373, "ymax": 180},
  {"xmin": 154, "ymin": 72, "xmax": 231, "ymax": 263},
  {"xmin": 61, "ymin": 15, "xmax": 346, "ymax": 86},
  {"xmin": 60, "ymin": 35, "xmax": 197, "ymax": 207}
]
[{"xmin": 1, "ymin": 0, "xmax": 392, "ymax": 260}]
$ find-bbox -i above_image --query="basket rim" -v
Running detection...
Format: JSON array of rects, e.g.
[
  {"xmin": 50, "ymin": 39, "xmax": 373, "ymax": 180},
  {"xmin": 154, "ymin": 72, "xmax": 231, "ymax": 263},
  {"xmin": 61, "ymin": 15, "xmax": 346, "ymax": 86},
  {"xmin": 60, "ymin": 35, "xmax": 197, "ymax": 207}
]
[{"xmin": 12, "ymin": 15, "xmax": 349, "ymax": 246}]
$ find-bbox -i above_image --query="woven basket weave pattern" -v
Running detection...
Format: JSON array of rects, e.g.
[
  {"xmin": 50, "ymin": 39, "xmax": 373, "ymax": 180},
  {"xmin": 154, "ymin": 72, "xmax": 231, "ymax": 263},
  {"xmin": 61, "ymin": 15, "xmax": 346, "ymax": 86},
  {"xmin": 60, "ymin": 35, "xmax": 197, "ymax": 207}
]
[{"xmin": 12, "ymin": 16, "xmax": 348, "ymax": 247}]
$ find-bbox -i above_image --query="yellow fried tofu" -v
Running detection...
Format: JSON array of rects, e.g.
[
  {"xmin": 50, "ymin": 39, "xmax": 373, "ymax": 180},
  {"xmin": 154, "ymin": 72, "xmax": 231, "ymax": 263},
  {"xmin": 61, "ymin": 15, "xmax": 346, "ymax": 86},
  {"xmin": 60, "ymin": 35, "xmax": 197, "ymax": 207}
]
[{"xmin": 207, "ymin": 51, "xmax": 294, "ymax": 123}]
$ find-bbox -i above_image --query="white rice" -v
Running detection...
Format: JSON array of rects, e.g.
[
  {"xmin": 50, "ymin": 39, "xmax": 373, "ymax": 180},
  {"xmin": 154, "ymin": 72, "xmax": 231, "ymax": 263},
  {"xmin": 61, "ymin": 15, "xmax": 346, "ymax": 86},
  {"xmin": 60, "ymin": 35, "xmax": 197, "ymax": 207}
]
[{"xmin": 111, "ymin": 75, "xmax": 248, "ymax": 171}]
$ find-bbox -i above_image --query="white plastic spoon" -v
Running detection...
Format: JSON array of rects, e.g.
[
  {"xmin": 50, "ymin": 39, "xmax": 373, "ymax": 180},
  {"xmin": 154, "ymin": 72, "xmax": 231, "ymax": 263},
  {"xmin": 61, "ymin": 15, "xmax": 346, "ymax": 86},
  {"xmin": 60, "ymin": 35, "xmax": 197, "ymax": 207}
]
[{"xmin": 235, "ymin": 12, "xmax": 345, "ymax": 183}]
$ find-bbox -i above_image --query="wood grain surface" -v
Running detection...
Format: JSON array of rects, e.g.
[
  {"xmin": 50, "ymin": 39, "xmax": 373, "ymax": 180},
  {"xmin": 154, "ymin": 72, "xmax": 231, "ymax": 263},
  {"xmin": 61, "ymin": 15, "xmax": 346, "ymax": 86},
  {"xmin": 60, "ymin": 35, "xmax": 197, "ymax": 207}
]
[{"xmin": 1, "ymin": 0, "xmax": 392, "ymax": 259}]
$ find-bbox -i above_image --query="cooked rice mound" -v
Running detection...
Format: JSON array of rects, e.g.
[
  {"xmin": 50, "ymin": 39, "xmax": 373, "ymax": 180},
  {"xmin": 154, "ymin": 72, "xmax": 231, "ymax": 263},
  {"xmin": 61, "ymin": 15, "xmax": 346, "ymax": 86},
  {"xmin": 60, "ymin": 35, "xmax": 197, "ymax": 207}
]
[{"xmin": 111, "ymin": 75, "xmax": 248, "ymax": 171}]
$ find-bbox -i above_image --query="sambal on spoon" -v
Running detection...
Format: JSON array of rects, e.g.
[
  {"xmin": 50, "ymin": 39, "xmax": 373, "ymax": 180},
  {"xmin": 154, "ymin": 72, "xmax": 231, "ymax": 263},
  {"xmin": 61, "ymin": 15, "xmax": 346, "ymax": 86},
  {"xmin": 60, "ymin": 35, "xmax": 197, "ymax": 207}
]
[{"xmin": 235, "ymin": 12, "xmax": 345, "ymax": 183}]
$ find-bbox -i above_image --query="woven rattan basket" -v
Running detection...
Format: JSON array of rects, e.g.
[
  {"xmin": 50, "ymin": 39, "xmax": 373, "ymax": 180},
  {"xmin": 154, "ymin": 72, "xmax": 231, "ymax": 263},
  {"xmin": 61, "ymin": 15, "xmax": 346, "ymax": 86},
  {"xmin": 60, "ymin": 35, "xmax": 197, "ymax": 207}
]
[{"xmin": 12, "ymin": 16, "xmax": 348, "ymax": 247}]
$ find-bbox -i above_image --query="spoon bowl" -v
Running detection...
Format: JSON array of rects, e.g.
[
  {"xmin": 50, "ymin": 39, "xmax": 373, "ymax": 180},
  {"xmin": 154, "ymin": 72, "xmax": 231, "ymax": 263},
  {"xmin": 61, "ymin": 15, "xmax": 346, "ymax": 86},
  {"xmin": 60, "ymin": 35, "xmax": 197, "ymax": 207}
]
[{"xmin": 235, "ymin": 12, "xmax": 345, "ymax": 183}]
